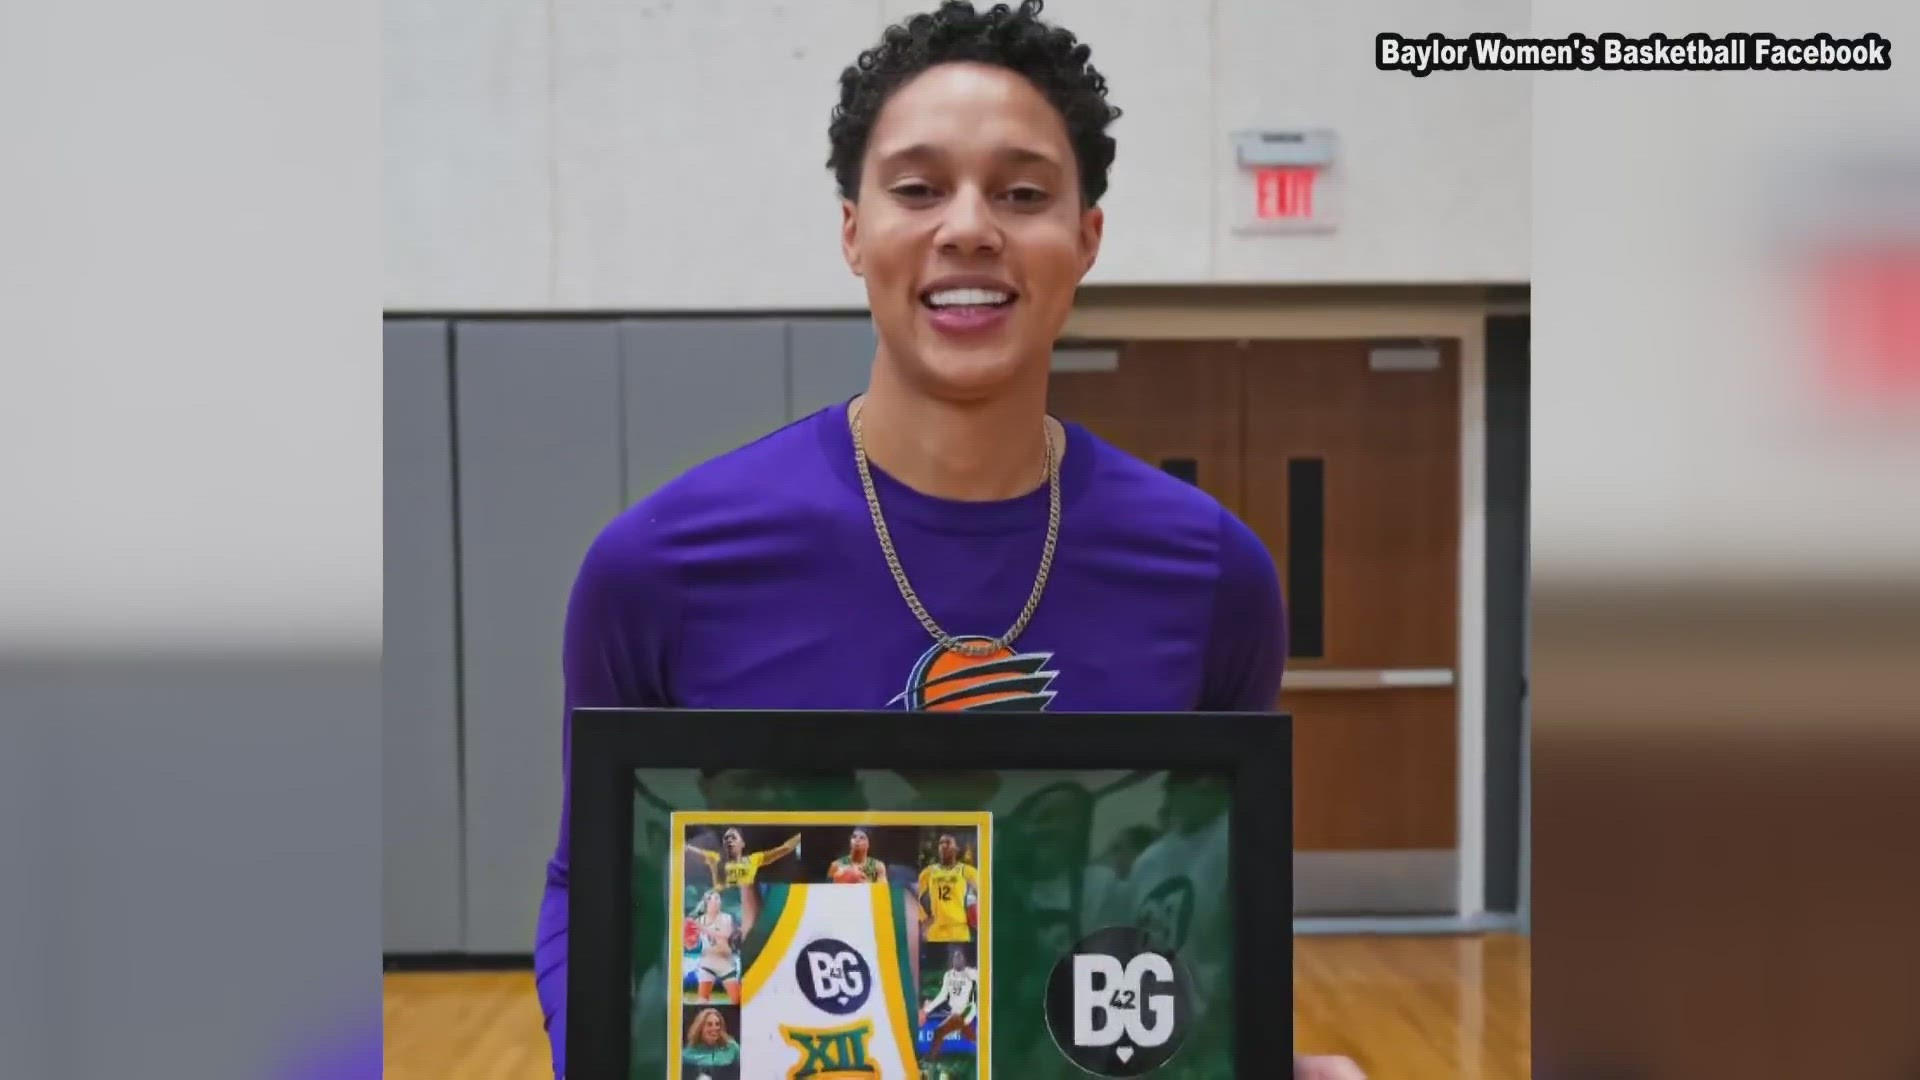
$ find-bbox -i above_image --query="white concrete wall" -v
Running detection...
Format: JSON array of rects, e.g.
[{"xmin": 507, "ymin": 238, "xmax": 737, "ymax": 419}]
[
  {"xmin": 385, "ymin": 0, "xmax": 1529, "ymax": 311},
  {"xmin": 1532, "ymin": 0, "xmax": 1920, "ymax": 584}
]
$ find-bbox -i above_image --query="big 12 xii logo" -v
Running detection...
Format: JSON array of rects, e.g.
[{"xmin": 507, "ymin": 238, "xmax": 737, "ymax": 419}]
[
  {"xmin": 1044, "ymin": 926, "xmax": 1195, "ymax": 1077},
  {"xmin": 778, "ymin": 939, "xmax": 880, "ymax": 1078}
]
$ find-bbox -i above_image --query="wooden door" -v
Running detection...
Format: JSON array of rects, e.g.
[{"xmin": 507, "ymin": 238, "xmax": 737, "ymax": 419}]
[
  {"xmin": 1047, "ymin": 342, "xmax": 1244, "ymax": 513},
  {"xmin": 1240, "ymin": 341, "xmax": 1460, "ymax": 853},
  {"xmin": 1049, "ymin": 340, "xmax": 1461, "ymax": 863}
]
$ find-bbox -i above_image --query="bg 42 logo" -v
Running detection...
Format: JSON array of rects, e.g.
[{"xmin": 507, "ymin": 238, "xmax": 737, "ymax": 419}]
[
  {"xmin": 1044, "ymin": 927, "xmax": 1195, "ymax": 1077},
  {"xmin": 1073, "ymin": 953, "xmax": 1178, "ymax": 1051},
  {"xmin": 795, "ymin": 938, "xmax": 871, "ymax": 1015}
]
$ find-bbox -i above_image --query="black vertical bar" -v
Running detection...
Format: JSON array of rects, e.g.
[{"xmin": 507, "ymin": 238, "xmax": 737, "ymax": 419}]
[
  {"xmin": 568, "ymin": 712, "xmax": 634, "ymax": 1080},
  {"xmin": 615, "ymin": 322, "xmax": 631, "ymax": 507},
  {"xmin": 1286, "ymin": 458, "xmax": 1325, "ymax": 658},
  {"xmin": 445, "ymin": 320, "xmax": 470, "ymax": 948},
  {"xmin": 782, "ymin": 320, "xmax": 795, "ymax": 422},
  {"xmin": 1484, "ymin": 314, "xmax": 1530, "ymax": 914},
  {"xmin": 1234, "ymin": 713, "xmax": 1293, "ymax": 1068}
]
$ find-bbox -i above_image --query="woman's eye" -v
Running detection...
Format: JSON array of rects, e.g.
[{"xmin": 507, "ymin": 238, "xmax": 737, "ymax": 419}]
[
  {"xmin": 1004, "ymin": 187, "xmax": 1050, "ymax": 205},
  {"xmin": 891, "ymin": 182, "xmax": 938, "ymax": 200}
]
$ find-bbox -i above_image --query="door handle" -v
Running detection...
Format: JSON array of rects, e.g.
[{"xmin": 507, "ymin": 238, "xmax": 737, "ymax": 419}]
[{"xmin": 1284, "ymin": 668, "xmax": 1456, "ymax": 690}]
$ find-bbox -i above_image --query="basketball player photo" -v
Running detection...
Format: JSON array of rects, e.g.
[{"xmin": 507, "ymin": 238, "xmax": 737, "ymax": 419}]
[
  {"xmin": 668, "ymin": 811, "xmax": 993, "ymax": 1079},
  {"xmin": 918, "ymin": 831, "xmax": 980, "ymax": 950},
  {"xmin": 686, "ymin": 826, "xmax": 803, "ymax": 894},
  {"xmin": 914, "ymin": 829, "xmax": 982, "ymax": 1075},
  {"xmin": 826, "ymin": 828, "xmax": 891, "ymax": 885},
  {"xmin": 684, "ymin": 825, "xmax": 803, "ymax": 938},
  {"xmin": 919, "ymin": 945, "xmax": 981, "ymax": 1076},
  {"xmin": 679, "ymin": 1006, "xmax": 742, "ymax": 1080},
  {"xmin": 682, "ymin": 890, "xmax": 742, "ymax": 1005}
]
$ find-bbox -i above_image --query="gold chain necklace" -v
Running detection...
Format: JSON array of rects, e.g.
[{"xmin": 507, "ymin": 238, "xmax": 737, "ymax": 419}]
[{"xmin": 849, "ymin": 400, "xmax": 1061, "ymax": 659}]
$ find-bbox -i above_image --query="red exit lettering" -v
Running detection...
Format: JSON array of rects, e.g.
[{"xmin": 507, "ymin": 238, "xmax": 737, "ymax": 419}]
[{"xmin": 1256, "ymin": 167, "xmax": 1317, "ymax": 220}]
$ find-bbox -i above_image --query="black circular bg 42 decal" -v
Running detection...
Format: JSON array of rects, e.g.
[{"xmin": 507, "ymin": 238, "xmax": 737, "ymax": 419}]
[
  {"xmin": 794, "ymin": 938, "xmax": 872, "ymax": 1015},
  {"xmin": 1044, "ymin": 925, "xmax": 1195, "ymax": 1077}
]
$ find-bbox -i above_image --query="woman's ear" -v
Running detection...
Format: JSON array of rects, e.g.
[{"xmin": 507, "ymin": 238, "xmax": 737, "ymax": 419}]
[
  {"xmin": 842, "ymin": 198, "xmax": 863, "ymax": 277},
  {"xmin": 1079, "ymin": 204, "xmax": 1105, "ymax": 277}
]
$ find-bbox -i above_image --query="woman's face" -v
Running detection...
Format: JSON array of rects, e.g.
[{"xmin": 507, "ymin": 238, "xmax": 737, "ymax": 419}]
[
  {"xmin": 723, "ymin": 829, "xmax": 744, "ymax": 857},
  {"xmin": 701, "ymin": 1011, "xmax": 723, "ymax": 1043},
  {"xmin": 841, "ymin": 61, "xmax": 1102, "ymax": 405},
  {"xmin": 850, "ymin": 830, "xmax": 870, "ymax": 858}
]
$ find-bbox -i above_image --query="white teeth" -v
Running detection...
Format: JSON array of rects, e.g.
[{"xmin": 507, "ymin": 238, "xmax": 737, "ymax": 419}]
[{"xmin": 924, "ymin": 287, "xmax": 1011, "ymax": 308}]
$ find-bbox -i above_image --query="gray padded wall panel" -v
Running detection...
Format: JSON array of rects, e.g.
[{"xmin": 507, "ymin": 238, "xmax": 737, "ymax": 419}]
[
  {"xmin": 455, "ymin": 321, "xmax": 624, "ymax": 952},
  {"xmin": 382, "ymin": 320, "xmax": 464, "ymax": 952},
  {"xmin": 621, "ymin": 320, "xmax": 787, "ymax": 503},
  {"xmin": 787, "ymin": 317, "xmax": 876, "ymax": 420}
]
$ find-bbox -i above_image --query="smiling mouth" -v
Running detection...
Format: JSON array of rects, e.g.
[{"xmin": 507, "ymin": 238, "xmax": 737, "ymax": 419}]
[{"xmin": 920, "ymin": 286, "xmax": 1017, "ymax": 310}]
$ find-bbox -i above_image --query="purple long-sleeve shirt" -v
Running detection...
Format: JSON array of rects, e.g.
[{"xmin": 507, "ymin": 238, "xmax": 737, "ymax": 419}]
[{"xmin": 535, "ymin": 399, "xmax": 1284, "ymax": 1076}]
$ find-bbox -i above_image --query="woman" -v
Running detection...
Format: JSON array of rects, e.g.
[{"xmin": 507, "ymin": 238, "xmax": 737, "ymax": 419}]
[
  {"xmin": 686, "ymin": 826, "xmax": 801, "ymax": 935},
  {"xmin": 680, "ymin": 1007, "xmax": 740, "ymax": 1080},
  {"xmin": 537, "ymin": 3, "xmax": 1361, "ymax": 1077},
  {"xmin": 918, "ymin": 945, "xmax": 979, "ymax": 1060},
  {"xmin": 689, "ymin": 891, "xmax": 740, "ymax": 1005},
  {"xmin": 687, "ymin": 827, "xmax": 802, "ymax": 892},
  {"xmin": 827, "ymin": 828, "xmax": 888, "ymax": 884}
]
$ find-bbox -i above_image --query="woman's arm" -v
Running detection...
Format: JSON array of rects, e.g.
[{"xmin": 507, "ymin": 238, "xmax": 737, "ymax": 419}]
[{"xmin": 536, "ymin": 519, "xmax": 677, "ymax": 1079}]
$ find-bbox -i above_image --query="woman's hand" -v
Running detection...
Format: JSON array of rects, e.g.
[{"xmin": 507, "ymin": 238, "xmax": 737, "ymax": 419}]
[{"xmin": 1295, "ymin": 1055, "xmax": 1366, "ymax": 1079}]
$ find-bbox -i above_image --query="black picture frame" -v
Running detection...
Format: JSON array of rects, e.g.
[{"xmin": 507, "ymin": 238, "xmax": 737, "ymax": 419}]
[{"xmin": 567, "ymin": 707, "xmax": 1292, "ymax": 1079}]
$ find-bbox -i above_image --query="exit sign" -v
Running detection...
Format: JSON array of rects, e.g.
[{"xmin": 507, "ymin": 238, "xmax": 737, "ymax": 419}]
[
  {"xmin": 1766, "ymin": 150, "xmax": 1920, "ymax": 437},
  {"xmin": 1812, "ymin": 244, "xmax": 1920, "ymax": 401},
  {"xmin": 1232, "ymin": 128, "xmax": 1338, "ymax": 235}
]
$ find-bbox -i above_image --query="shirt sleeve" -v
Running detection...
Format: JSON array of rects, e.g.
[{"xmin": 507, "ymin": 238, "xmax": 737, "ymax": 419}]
[
  {"xmin": 535, "ymin": 515, "xmax": 678, "ymax": 1079},
  {"xmin": 1198, "ymin": 507, "xmax": 1287, "ymax": 712}
]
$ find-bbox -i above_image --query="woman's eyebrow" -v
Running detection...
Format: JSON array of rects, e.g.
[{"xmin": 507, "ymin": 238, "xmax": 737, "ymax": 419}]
[{"xmin": 872, "ymin": 142, "xmax": 1063, "ymax": 170}]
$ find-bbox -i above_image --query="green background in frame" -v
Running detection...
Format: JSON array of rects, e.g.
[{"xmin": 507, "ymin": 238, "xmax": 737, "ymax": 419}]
[{"xmin": 629, "ymin": 768, "xmax": 1238, "ymax": 1080}]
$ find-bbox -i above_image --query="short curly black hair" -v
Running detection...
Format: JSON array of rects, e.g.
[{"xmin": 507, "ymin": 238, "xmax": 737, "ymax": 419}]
[{"xmin": 827, "ymin": 0, "xmax": 1121, "ymax": 207}]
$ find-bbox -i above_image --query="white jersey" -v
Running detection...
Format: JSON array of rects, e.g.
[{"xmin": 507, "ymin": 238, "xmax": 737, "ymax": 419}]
[
  {"xmin": 1123, "ymin": 813, "xmax": 1229, "ymax": 1012},
  {"xmin": 696, "ymin": 911, "xmax": 737, "ymax": 977},
  {"xmin": 738, "ymin": 883, "xmax": 920, "ymax": 1079},
  {"xmin": 929, "ymin": 967, "xmax": 978, "ymax": 1018}
]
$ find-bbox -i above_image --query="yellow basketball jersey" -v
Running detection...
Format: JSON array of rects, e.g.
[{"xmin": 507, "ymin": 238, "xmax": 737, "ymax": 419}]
[
  {"xmin": 725, "ymin": 851, "xmax": 767, "ymax": 888},
  {"xmin": 700, "ymin": 849, "xmax": 768, "ymax": 889},
  {"xmin": 918, "ymin": 862, "xmax": 977, "ymax": 943}
]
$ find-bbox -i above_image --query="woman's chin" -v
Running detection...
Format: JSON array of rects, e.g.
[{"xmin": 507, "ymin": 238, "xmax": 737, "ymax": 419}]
[{"xmin": 910, "ymin": 346, "xmax": 1035, "ymax": 398}]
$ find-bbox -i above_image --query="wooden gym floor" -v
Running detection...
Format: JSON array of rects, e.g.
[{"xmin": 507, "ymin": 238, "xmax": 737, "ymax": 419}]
[{"xmin": 383, "ymin": 933, "xmax": 1529, "ymax": 1078}]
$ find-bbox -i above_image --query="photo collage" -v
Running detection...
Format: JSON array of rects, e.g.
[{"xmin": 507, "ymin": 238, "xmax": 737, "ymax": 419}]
[{"xmin": 667, "ymin": 811, "xmax": 992, "ymax": 1080}]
